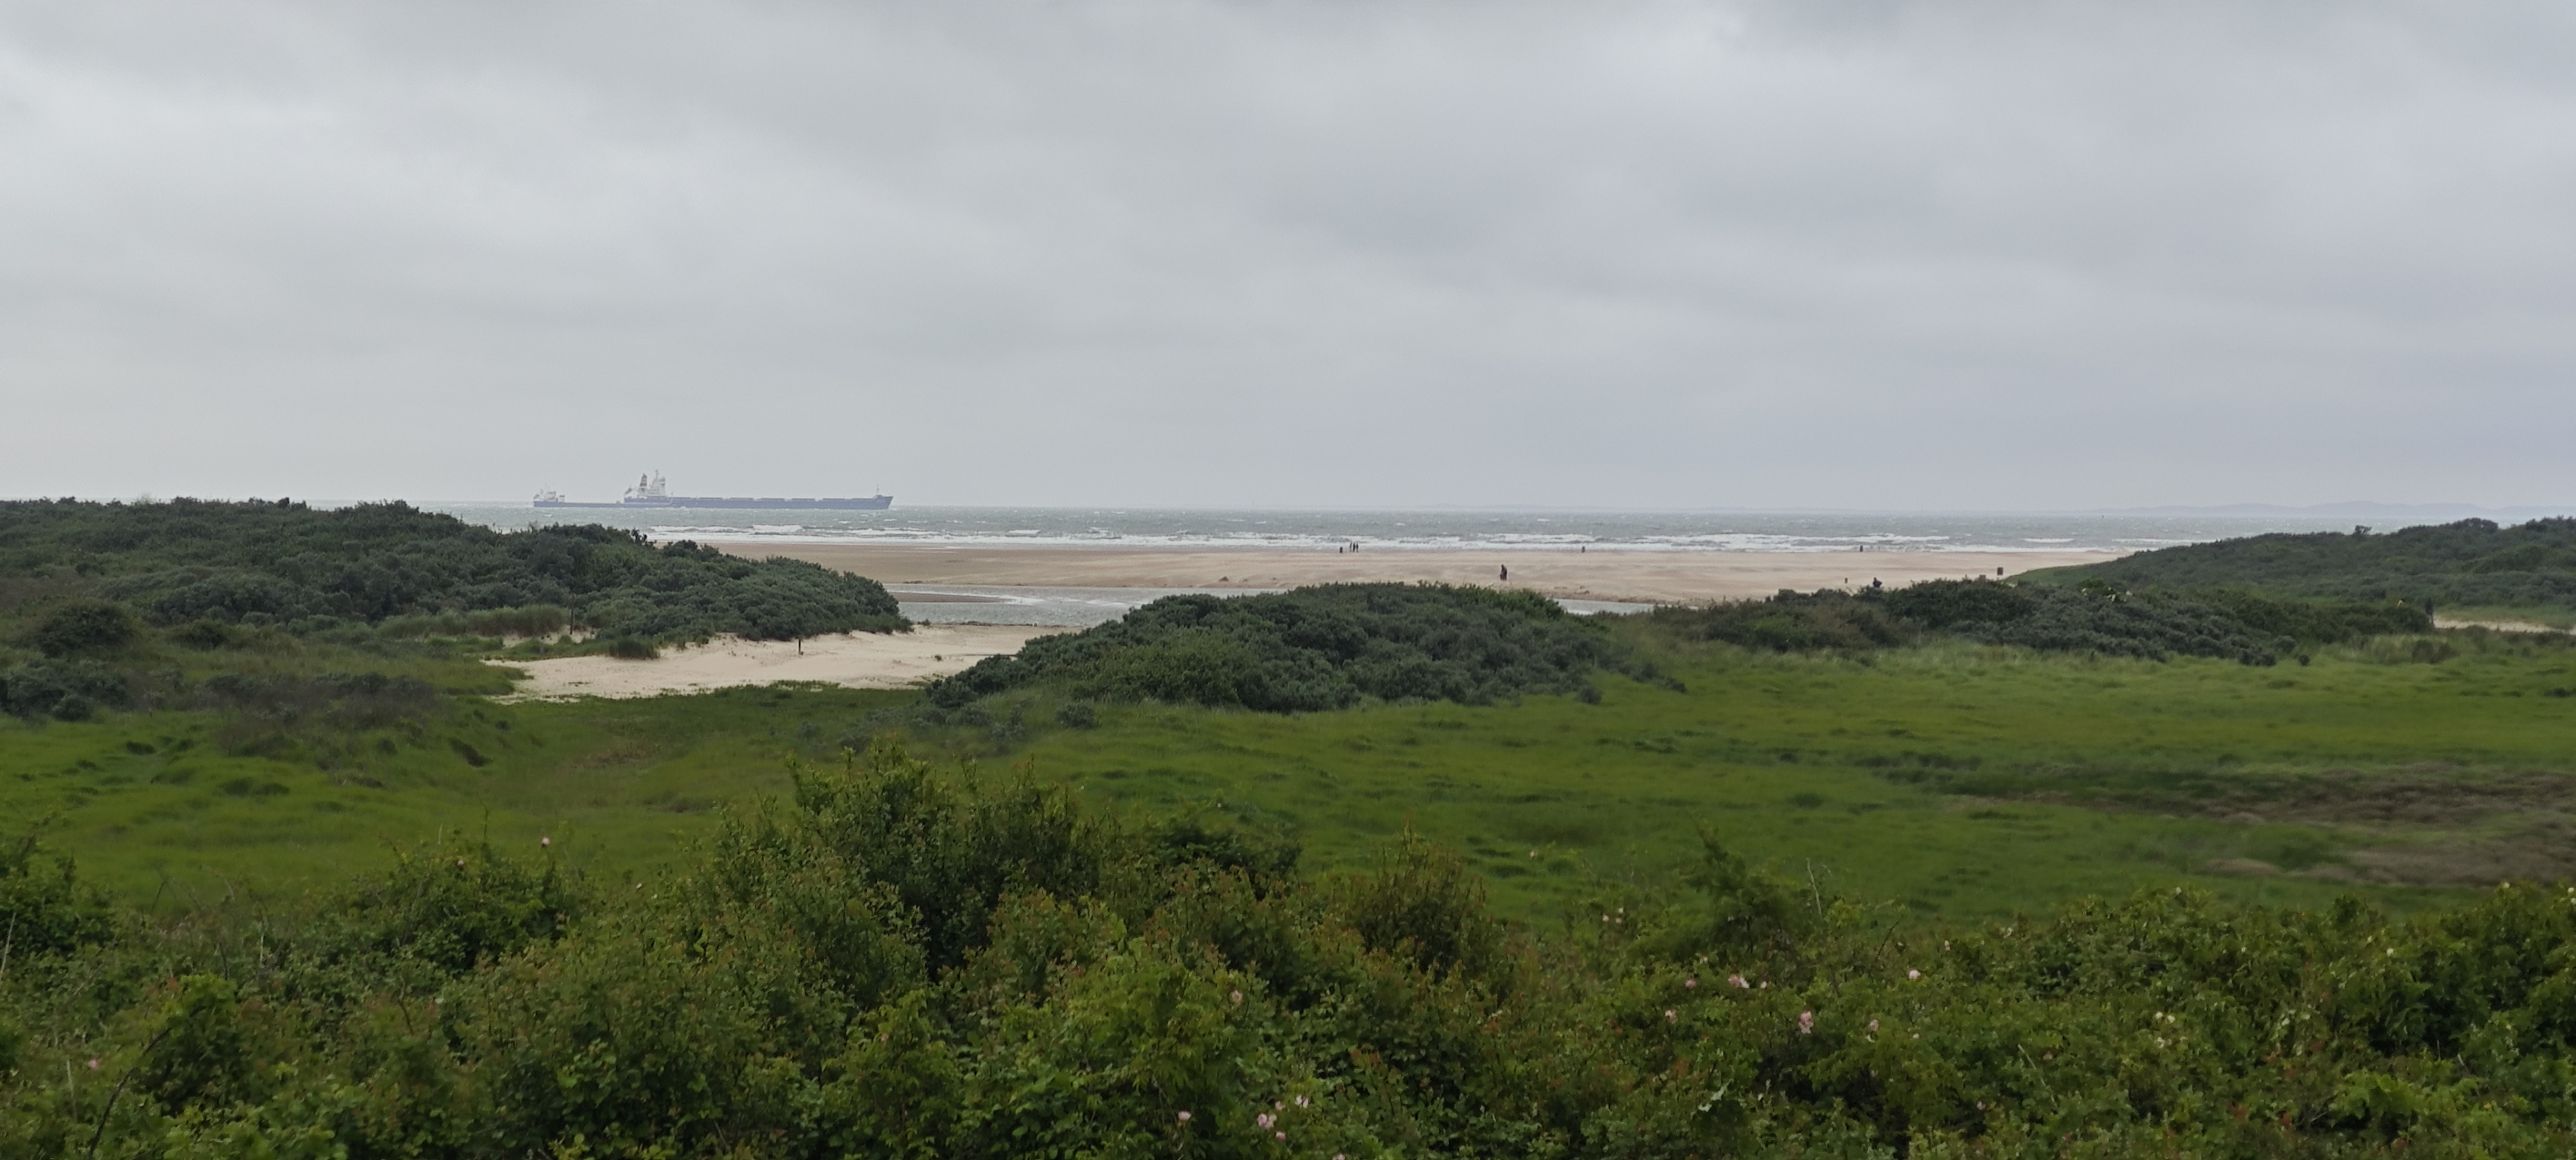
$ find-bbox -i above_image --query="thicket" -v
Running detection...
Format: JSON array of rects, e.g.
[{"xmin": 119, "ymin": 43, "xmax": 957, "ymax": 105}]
[
  {"xmin": 0, "ymin": 498, "xmax": 905, "ymax": 719},
  {"xmin": 7, "ymin": 742, "xmax": 2576, "ymax": 1157},
  {"xmin": 2039, "ymin": 517, "xmax": 2576, "ymax": 613},
  {"xmin": 928, "ymin": 583, "xmax": 1666, "ymax": 712},
  {"xmin": 0, "ymin": 497, "xmax": 902, "ymax": 645},
  {"xmin": 1642, "ymin": 580, "xmax": 2432, "ymax": 665}
]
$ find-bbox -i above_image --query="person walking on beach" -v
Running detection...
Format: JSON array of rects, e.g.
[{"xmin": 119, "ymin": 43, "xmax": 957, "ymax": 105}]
[{"xmin": 1499, "ymin": 564, "xmax": 1509, "ymax": 582}]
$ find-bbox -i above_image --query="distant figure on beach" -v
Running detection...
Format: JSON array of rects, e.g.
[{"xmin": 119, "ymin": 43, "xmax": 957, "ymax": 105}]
[
  {"xmin": 1998, "ymin": 567, "xmax": 2005, "ymax": 576},
  {"xmin": 1499, "ymin": 564, "xmax": 1509, "ymax": 582}
]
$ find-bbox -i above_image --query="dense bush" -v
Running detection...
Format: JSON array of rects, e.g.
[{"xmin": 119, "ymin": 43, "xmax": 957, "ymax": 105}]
[
  {"xmin": 929, "ymin": 583, "xmax": 1662, "ymax": 712},
  {"xmin": 1646, "ymin": 580, "xmax": 2430, "ymax": 665},
  {"xmin": 0, "ymin": 659, "xmax": 132, "ymax": 721},
  {"xmin": 0, "ymin": 498, "xmax": 905, "ymax": 647},
  {"xmin": 9, "ymin": 747, "xmax": 2576, "ymax": 1155},
  {"xmin": 23, "ymin": 598, "xmax": 139, "ymax": 657},
  {"xmin": 2043, "ymin": 516, "xmax": 2576, "ymax": 613},
  {"xmin": 1640, "ymin": 588, "xmax": 1915, "ymax": 652}
]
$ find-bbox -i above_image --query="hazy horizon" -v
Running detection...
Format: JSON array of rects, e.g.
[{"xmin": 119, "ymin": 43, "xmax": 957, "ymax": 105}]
[{"xmin": 7, "ymin": 2, "xmax": 2572, "ymax": 509}]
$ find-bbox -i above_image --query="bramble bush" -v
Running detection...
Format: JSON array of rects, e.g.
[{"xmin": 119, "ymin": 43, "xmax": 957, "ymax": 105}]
[{"xmin": 7, "ymin": 744, "xmax": 2576, "ymax": 1156}]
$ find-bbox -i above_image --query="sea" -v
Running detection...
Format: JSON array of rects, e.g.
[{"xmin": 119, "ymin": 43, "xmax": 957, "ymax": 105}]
[
  {"xmin": 420, "ymin": 505, "xmax": 2419, "ymax": 556},
  {"xmin": 413, "ymin": 505, "xmax": 2457, "ymax": 627}
]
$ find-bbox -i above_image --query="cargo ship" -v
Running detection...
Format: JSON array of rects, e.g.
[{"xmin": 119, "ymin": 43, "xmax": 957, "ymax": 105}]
[{"xmin": 533, "ymin": 472, "xmax": 893, "ymax": 511}]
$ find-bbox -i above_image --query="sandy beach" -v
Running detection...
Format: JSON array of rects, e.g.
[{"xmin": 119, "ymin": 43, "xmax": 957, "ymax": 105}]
[
  {"xmin": 490, "ymin": 624, "xmax": 1063, "ymax": 700},
  {"xmin": 704, "ymin": 543, "xmax": 2121, "ymax": 606}
]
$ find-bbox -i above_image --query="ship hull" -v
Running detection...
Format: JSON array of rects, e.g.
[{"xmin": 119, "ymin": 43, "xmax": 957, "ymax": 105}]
[{"xmin": 535, "ymin": 495, "xmax": 894, "ymax": 511}]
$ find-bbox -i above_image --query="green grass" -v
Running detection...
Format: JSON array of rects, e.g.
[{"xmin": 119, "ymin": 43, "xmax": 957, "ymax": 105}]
[
  {"xmin": 985, "ymin": 634, "xmax": 2576, "ymax": 918},
  {"xmin": 8, "ymin": 630, "xmax": 2574, "ymax": 923},
  {"xmin": 0, "ymin": 684, "xmax": 914, "ymax": 906}
]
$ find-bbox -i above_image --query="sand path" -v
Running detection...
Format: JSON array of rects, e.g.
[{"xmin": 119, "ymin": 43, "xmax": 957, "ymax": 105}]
[
  {"xmin": 706, "ymin": 543, "xmax": 2120, "ymax": 605},
  {"xmin": 490, "ymin": 625, "xmax": 1063, "ymax": 700}
]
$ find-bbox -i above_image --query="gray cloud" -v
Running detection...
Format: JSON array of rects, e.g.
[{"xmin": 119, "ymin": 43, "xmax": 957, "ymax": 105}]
[{"xmin": 3, "ymin": 1, "xmax": 2570, "ymax": 508}]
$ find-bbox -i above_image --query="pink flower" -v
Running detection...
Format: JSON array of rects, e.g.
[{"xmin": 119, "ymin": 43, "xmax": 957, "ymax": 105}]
[
  {"xmin": 1230, "ymin": 990, "xmax": 1244, "ymax": 1005},
  {"xmin": 1868, "ymin": 1018, "xmax": 1880, "ymax": 1033},
  {"xmin": 1797, "ymin": 1010, "xmax": 1815, "ymax": 1035},
  {"xmin": 1907, "ymin": 969, "xmax": 1921, "ymax": 980},
  {"xmin": 1258, "ymin": 1114, "xmax": 1274, "ymax": 1128},
  {"xmin": 1273, "ymin": 1102, "xmax": 1283, "ymax": 1110},
  {"xmin": 1177, "ymin": 1111, "xmax": 1191, "ymax": 1123},
  {"xmin": 539, "ymin": 837, "xmax": 551, "ymax": 847},
  {"xmin": 1684, "ymin": 978, "xmax": 1699, "ymax": 989},
  {"xmin": 1728, "ymin": 974, "xmax": 1749, "ymax": 989},
  {"xmin": 1665, "ymin": 1009, "xmax": 1677, "ymax": 1021},
  {"xmin": 1275, "ymin": 1132, "xmax": 1287, "ymax": 1142},
  {"xmin": 87, "ymin": 1059, "xmax": 100, "ymax": 1070},
  {"xmin": 1295, "ymin": 1095, "xmax": 1309, "ymax": 1108}
]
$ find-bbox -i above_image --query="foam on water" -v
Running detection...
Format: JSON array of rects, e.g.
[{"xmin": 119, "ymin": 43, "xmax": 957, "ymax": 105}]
[{"xmin": 424, "ymin": 504, "xmax": 2404, "ymax": 555}]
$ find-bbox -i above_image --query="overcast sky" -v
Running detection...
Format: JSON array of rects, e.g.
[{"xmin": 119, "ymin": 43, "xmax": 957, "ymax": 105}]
[{"xmin": 3, "ymin": 1, "xmax": 2571, "ymax": 510}]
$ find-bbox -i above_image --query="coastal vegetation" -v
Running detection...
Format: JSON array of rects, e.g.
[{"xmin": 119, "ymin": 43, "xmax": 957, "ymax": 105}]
[
  {"xmin": 1634, "ymin": 580, "xmax": 2428, "ymax": 665},
  {"xmin": 9, "ymin": 742, "xmax": 2576, "ymax": 1155},
  {"xmin": 7, "ymin": 510, "xmax": 2576, "ymax": 1154},
  {"xmin": 926, "ymin": 583, "xmax": 1665, "ymax": 712},
  {"xmin": 2027, "ymin": 516, "xmax": 2576, "ymax": 619},
  {"xmin": 0, "ymin": 498, "xmax": 902, "ymax": 694}
]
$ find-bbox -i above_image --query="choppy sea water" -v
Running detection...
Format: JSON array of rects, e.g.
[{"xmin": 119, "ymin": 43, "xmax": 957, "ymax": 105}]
[
  {"xmin": 423, "ymin": 505, "xmax": 2396, "ymax": 555},
  {"xmin": 414, "ymin": 503, "xmax": 2484, "ymax": 627}
]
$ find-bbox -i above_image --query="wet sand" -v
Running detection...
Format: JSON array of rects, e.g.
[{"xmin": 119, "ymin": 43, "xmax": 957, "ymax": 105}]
[
  {"xmin": 709, "ymin": 543, "xmax": 2121, "ymax": 605},
  {"xmin": 490, "ymin": 625, "xmax": 1063, "ymax": 700}
]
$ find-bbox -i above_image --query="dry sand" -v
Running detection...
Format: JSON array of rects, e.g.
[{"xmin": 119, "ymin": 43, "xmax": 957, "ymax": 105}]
[
  {"xmin": 708, "ymin": 543, "xmax": 2122, "ymax": 605},
  {"xmin": 490, "ymin": 625, "xmax": 1063, "ymax": 700},
  {"xmin": 2434, "ymin": 616, "xmax": 2573, "ymax": 635}
]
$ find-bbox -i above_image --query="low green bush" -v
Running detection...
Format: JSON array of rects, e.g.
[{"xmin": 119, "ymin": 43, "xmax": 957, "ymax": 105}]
[
  {"xmin": 0, "ymin": 499, "xmax": 906, "ymax": 649},
  {"xmin": 930, "ymin": 583, "xmax": 1664, "ymax": 712},
  {"xmin": 1645, "ymin": 579, "xmax": 2426, "ymax": 665}
]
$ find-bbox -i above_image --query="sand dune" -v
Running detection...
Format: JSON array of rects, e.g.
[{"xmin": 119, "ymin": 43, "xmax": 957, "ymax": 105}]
[
  {"xmin": 707, "ymin": 543, "xmax": 2119, "ymax": 605},
  {"xmin": 490, "ymin": 624, "xmax": 1063, "ymax": 700}
]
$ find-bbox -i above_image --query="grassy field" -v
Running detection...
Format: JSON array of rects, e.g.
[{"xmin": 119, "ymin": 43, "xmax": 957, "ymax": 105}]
[
  {"xmin": 0, "ymin": 681, "xmax": 914, "ymax": 905},
  {"xmin": 7, "ymin": 627, "xmax": 2573, "ymax": 921},
  {"xmin": 984, "ymin": 629, "xmax": 2576, "ymax": 918}
]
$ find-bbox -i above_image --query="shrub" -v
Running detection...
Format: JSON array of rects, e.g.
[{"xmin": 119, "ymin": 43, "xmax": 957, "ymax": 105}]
[
  {"xmin": 932, "ymin": 583, "xmax": 1655, "ymax": 713},
  {"xmin": 0, "ymin": 659, "xmax": 133, "ymax": 720},
  {"xmin": 604, "ymin": 634, "xmax": 659, "ymax": 660},
  {"xmin": 25, "ymin": 598, "xmax": 138, "ymax": 656},
  {"xmin": 0, "ymin": 829, "xmax": 118, "ymax": 961}
]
